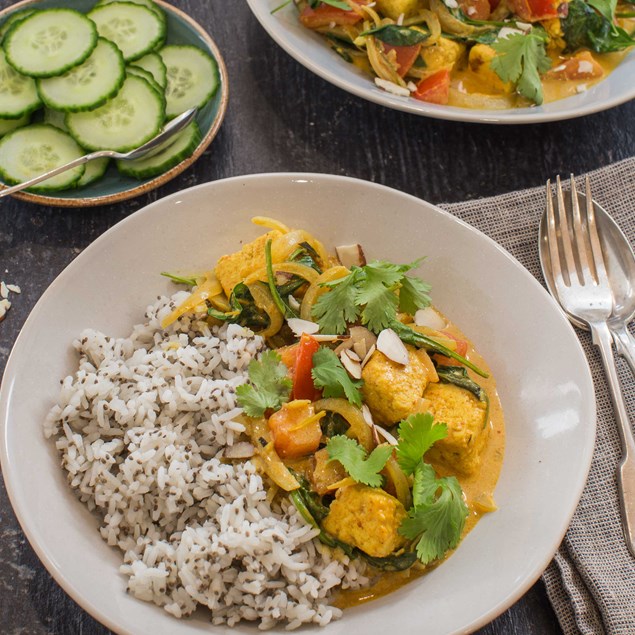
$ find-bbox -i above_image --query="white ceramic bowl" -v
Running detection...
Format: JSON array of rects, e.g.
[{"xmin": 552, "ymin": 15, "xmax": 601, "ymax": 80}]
[
  {"xmin": 246, "ymin": 0, "xmax": 635, "ymax": 124},
  {"xmin": 0, "ymin": 173, "xmax": 595, "ymax": 634}
]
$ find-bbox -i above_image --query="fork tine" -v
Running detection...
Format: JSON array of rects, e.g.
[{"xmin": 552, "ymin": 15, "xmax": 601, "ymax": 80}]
[
  {"xmin": 556, "ymin": 175, "xmax": 578, "ymax": 286},
  {"xmin": 584, "ymin": 175, "xmax": 610, "ymax": 286},
  {"xmin": 545, "ymin": 179, "xmax": 565, "ymax": 289},
  {"xmin": 569, "ymin": 174, "xmax": 592, "ymax": 285}
]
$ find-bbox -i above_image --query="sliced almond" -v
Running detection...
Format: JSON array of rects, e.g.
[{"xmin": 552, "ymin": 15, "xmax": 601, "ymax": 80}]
[
  {"xmin": 333, "ymin": 338, "xmax": 354, "ymax": 355},
  {"xmin": 375, "ymin": 425, "xmax": 399, "ymax": 446},
  {"xmin": 414, "ymin": 307, "xmax": 446, "ymax": 330},
  {"xmin": 361, "ymin": 404, "xmax": 374, "ymax": 427},
  {"xmin": 343, "ymin": 348, "xmax": 361, "ymax": 363},
  {"xmin": 340, "ymin": 350, "xmax": 362, "ymax": 379},
  {"xmin": 6, "ymin": 284, "xmax": 20, "ymax": 294},
  {"xmin": 287, "ymin": 318, "xmax": 320, "ymax": 337},
  {"xmin": 377, "ymin": 328, "xmax": 409, "ymax": 365},
  {"xmin": 287, "ymin": 294, "xmax": 301, "ymax": 312},
  {"xmin": 361, "ymin": 343, "xmax": 376, "ymax": 369},
  {"xmin": 223, "ymin": 442, "xmax": 256, "ymax": 459},
  {"xmin": 349, "ymin": 326, "xmax": 377, "ymax": 348},
  {"xmin": 312, "ymin": 334, "xmax": 347, "ymax": 343},
  {"xmin": 0, "ymin": 282, "xmax": 7, "ymax": 299},
  {"xmin": 352, "ymin": 340, "xmax": 367, "ymax": 360},
  {"xmin": 335, "ymin": 244, "xmax": 366, "ymax": 268}
]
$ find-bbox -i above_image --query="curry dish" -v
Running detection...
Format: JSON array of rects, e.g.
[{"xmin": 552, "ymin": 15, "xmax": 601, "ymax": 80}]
[
  {"xmin": 162, "ymin": 217, "xmax": 505, "ymax": 605},
  {"xmin": 289, "ymin": 0, "xmax": 635, "ymax": 108}
]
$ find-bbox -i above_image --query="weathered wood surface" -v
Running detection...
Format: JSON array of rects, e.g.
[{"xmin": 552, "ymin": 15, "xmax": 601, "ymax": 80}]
[{"xmin": 1, "ymin": 0, "xmax": 633, "ymax": 632}]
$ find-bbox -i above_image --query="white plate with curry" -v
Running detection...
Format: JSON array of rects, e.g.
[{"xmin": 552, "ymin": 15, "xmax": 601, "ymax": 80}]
[
  {"xmin": 247, "ymin": 0, "xmax": 635, "ymax": 124},
  {"xmin": 0, "ymin": 173, "xmax": 595, "ymax": 633}
]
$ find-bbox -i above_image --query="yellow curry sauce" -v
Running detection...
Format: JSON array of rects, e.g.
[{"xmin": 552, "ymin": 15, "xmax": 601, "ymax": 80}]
[
  {"xmin": 165, "ymin": 218, "xmax": 507, "ymax": 611},
  {"xmin": 335, "ymin": 320, "xmax": 505, "ymax": 608}
]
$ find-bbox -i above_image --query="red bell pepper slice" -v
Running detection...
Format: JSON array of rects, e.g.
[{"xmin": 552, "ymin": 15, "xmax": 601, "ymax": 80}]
[
  {"xmin": 508, "ymin": 0, "xmax": 558, "ymax": 21},
  {"xmin": 292, "ymin": 333, "xmax": 321, "ymax": 400},
  {"xmin": 382, "ymin": 43, "xmax": 422, "ymax": 78},
  {"xmin": 413, "ymin": 70, "xmax": 451, "ymax": 105},
  {"xmin": 299, "ymin": 4, "xmax": 364, "ymax": 28}
]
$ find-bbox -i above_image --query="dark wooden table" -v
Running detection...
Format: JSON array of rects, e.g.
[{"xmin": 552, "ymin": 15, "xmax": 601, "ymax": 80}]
[{"xmin": 0, "ymin": 0, "xmax": 633, "ymax": 632}]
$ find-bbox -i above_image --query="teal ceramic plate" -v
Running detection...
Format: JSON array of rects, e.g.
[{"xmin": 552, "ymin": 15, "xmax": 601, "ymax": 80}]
[{"xmin": 0, "ymin": 0, "xmax": 228, "ymax": 207}]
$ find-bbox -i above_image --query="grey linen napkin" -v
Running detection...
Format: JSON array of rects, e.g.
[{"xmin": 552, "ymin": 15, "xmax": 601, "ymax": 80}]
[{"xmin": 440, "ymin": 157, "xmax": 635, "ymax": 635}]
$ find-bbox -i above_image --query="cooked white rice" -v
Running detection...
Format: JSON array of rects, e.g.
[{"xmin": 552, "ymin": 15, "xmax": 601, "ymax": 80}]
[{"xmin": 44, "ymin": 293, "xmax": 368, "ymax": 629}]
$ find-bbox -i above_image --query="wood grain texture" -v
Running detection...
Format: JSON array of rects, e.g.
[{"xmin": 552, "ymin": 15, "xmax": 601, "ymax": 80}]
[{"xmin": 1, "ymin": 0, "xmax": 633, "ymax": 632}]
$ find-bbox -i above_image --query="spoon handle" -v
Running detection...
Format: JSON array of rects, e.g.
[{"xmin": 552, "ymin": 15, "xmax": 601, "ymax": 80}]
[
  {"xmin": 592, "ymin": 321, "xmax": 635, "ymax": 558},
  {"xmin": 611, "ymin": 323, "xmax": 635, "ymax": 378},
  {"xmin": 0, "ymin": 151, "xmax": 106, "ymax": 199}
]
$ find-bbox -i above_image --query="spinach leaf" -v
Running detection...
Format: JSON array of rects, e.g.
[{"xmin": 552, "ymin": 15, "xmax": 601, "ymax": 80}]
[
  {"xmin": 436, "ymin": 365, "xmax": 490, "ymax": 429},
  {"xmin": 562, "ymin": 0, "xmax": 635, "ymax": 52},
  {"xmin": 288, "ymin": 482, "xmax": 417, "ymax": 571},
  {"xmin": 362, "ymin": 24, "xmax": 431, "ymax": 46},
  {"xmin": 207, "ymin": 282, "xmax": 270, "ymax": 330},
  {"xmin": 358, "ymin": 550, "xmax": 419, "ymax": 571},
  {"xmin": 309, "ymin": 0, "xmax": 352, "ymax": 9},
  {"xmin": 321, "ymin": 411, "xmax": 350, "ymax": 437}
]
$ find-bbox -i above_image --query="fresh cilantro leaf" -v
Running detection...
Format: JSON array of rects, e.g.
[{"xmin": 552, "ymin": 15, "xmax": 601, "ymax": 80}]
[
  {"xmin": 311, "ymin": 273, "xmax": 359, "ymax": 334},
  {"xmin": 358, "ymin": 282, "xmax": 399, "ymax": 332},
  {"xmin": 312, "ymin": 259, "xmax": 432, "ymax": 336},
  {"xmin": 399, "ymin": 473, "xmax": 468, "ymax": 564},
  {"xmin": 161, "ymin": 271, "xmax": 198, "ymax": 286},
  {"xmin": 412, "ymin": 462, "xmax": 440, "ymax": 507},
  {"xmin": 311, "ymin": 347, "xmax": 363, "ymax": 406},
  {"xmin": 396, "ymin": 413, "xmax": 447, "ymax": 476},
  {"xmin": 399, "ymin": 275, "xmax": 432, "ymax": 315},
  {"xmin": 326, "ymin": 435, "xmax": 393, "ymax": 487},
  {"xmin": 361, "ymin": 24, "xmax": 431, "ymax": 46},
  {"xmin": 236, "ymin": 350, "xmax": 292, "ymax": 417},
  {"xmin": 490, "ymin": 32, "xmax": 552, "ymax": 105}
]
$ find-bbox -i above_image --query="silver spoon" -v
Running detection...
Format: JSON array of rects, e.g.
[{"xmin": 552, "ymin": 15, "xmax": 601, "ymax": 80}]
[
  {"xmin": 539, "ymin": 188, "xmax": 635, "ymax": 374},
  {"xmin": 0, "ymin": 107, "xmax": 198, "ymax": 199}
]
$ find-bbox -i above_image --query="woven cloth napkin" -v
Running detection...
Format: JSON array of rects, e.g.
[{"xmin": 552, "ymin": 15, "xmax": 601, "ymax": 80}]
[{"xmin": 440, "ymin": 157, "xmax": 635, "ymax": 635}]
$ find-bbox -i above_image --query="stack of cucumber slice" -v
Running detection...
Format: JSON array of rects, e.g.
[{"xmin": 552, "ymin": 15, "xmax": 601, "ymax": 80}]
[{"xmin": 0, "ymin": 0, "xmax": 220, "ymax": 194}]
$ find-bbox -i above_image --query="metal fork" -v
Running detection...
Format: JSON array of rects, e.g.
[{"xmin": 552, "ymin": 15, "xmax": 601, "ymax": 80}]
[{"xmin": 546, "ymin": 174, "xmax": 635, "ymax": 558}]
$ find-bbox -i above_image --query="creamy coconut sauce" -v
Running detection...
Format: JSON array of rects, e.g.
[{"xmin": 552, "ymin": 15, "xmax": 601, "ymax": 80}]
[{"xmin": 336, "ymin": 320, "xmax": 506, "ymax": 608}]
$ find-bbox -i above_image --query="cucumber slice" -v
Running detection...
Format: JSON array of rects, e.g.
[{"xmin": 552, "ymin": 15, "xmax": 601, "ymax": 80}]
[
  {"xmin": 126, "ymin": 65, "xmax": 163, "ymax": 98},
  {"xmin": 0, "ymin": 50, "xmax": 41, "ymax": 118},
  {"xmin": 0, "ymin": 9, "xmax": 36, "ymax": 44},
  {"xmin": 4, "ymin": 9, "xmax": 98, "ymax": 78},
  {"xmin": 160, "ymin": 45, "xmax": 219, "ymax": 119},
  {"xmin": 131, "ymin": 51, "xmax": 166, "ymax": 89},
  {"xmin": 116, "ymin": 120, "xmax": 200, "ymax": 179},
  {"xmin": 0, "ymin": 123, "xmax": 85, "ymax": 192},
  {"xmin": 43, "ymin": 108, "xmax": 67, "ymax": 130},
  {"xmin": 88, "ymin": 2, "xmax": 166, "ymax": 62},
  {"xmin": 37, "ymin": 38, "xmax": 125, "ymax": 113},
  {"xmin": 0, "ymin": 113, "xmax": 30, "ymax": 137},
  {"xmin": 77, "ymin": 157, "xmax": 110, "ymax": 187},
  {"xmin": 94, "ymin": 0, "xmax": 165, "ymax": 21},
  {"xmin": 66, "ymin": 74, "xmax": 164, "ymax": 152}
]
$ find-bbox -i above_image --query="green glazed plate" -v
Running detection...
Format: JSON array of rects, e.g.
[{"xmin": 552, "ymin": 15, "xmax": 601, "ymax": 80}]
[{"xmin": 0, "ymin": 0, "xmax": 228, "ymax": 207}]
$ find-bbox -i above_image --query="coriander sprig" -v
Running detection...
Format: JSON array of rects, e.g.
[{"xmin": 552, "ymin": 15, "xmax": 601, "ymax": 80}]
[
  {"xmin": 236, "ymin": 350, "xmax": 292, "ymax": 417},
  {"xmin": 311, "ymin": 259, "xmax": 432, "ymax": 334},
  {"xmin": 490, "ymin": 31, "xmax": 552, "ymax": 105}
]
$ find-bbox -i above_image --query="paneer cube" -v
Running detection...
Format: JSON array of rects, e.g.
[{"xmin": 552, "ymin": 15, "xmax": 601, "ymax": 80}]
[
  {"xmin": 310, "ymin": 447, "xmax": 348, "ymax": 496},
  {"xmin": 468, "ymin": 44, "xmax": 513, "ymax": 94},
  {"xmin": 214, "ymin": 230, "xmax": 282, "ymax": 297},
  {"xmin": 322, "ymin": 484, "xmax": 407, "ymax": 557},
  {"xmin": 375, "ymin": 0, "xmax": 426, "ymax": 20},
  {"xmin": 420, "ymin": 37, "xmax": 465, "ymax": 74},
  {"xmin": 422, "ymin": 382, "xmax": 488, "ymax": 475},
  {"xmin": 361, "ymin": 346, "xmax": 434, "ymax": 425}
]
